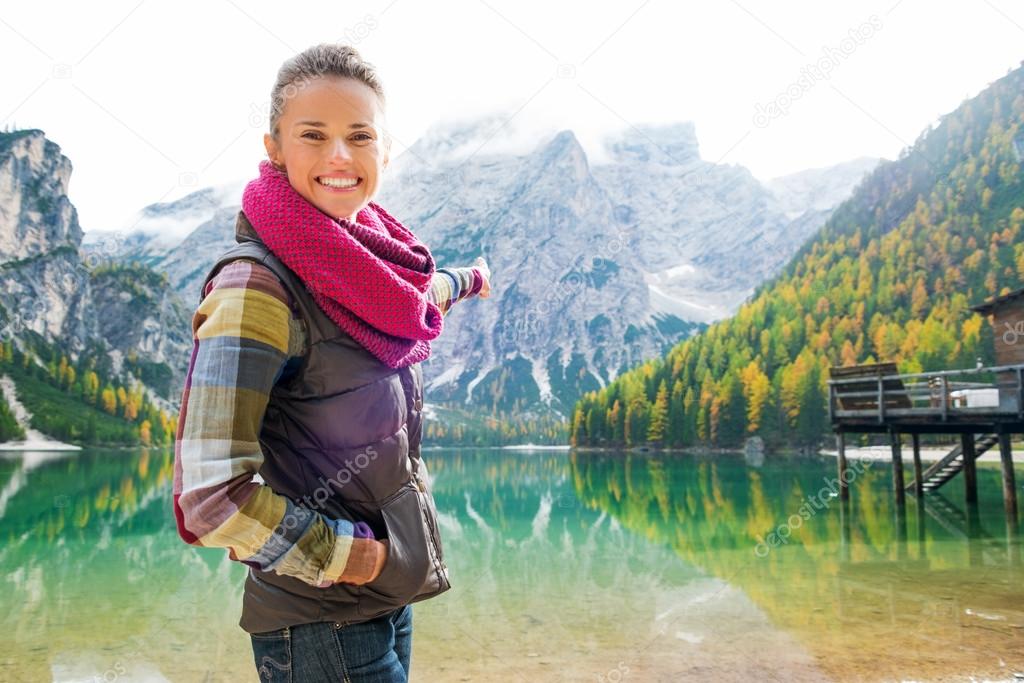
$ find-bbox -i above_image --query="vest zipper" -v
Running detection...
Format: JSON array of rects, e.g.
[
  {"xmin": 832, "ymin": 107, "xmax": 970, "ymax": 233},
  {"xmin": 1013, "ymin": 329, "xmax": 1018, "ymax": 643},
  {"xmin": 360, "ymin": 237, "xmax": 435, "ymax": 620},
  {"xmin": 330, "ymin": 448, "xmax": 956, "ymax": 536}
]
[{"xmin": 414, "ymin": 471, "xmax": 447, "ymax": 575}]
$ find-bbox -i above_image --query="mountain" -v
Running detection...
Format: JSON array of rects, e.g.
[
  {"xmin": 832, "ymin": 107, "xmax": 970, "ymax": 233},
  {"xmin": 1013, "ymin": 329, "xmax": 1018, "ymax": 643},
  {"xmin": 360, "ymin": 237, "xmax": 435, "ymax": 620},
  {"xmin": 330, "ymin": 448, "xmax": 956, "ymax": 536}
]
[
  {"xmin": 371, "ymin": 121, "xmax": 874, "ymax": 421},
  {"xmin": 765, "ymin": 157, "xmax": 881, "ymax": 220},
  {"xmin": 82, "ymin": 180, "xmax": 246, "ymax": 273},
  {"xmin": 570, "ymin": 62, "xmax": 1024, "ymax": 450},
  {"xmin": 379, "ymin": 127, "xmax": 699, "ymax": 417},
  {"xmin": 142, "ymin": 205, "xmax": 243, "ymax": 308},
  {"xmin": 0, "ymin": 129, "xmax": 185, "ymax": 446},
  {"xmin": 589, "ymin": 123, "xmax": 878, "ymax": 322},
  {"xmin": 84, "ymin": 120, "xmax": 874, "ymax": 435}
]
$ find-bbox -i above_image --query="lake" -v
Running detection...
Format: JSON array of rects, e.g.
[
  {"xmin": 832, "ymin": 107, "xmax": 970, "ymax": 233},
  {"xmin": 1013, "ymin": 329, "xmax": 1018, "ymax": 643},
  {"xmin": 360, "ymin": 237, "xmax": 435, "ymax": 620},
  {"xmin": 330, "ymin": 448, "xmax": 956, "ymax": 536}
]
[{"xmin": 1, "ymin": 446, "xmax": 1021, "ymax": 682}]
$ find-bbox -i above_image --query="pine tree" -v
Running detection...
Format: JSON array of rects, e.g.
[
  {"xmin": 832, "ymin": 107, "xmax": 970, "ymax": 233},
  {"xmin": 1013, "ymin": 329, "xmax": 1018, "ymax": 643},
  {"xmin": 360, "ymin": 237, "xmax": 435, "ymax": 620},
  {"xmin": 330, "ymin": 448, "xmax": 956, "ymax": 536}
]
[{"xmin": 647, "ymin": 380, "xmax": 669, "ymax": 444}]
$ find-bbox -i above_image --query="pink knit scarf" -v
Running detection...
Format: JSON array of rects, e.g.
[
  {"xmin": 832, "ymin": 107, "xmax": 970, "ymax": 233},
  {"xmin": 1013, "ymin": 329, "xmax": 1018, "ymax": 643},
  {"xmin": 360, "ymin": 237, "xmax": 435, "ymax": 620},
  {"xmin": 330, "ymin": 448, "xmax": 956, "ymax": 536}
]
[{"xmin": 241, "ymin": 160, "xmax": 443, "ymax": 369}]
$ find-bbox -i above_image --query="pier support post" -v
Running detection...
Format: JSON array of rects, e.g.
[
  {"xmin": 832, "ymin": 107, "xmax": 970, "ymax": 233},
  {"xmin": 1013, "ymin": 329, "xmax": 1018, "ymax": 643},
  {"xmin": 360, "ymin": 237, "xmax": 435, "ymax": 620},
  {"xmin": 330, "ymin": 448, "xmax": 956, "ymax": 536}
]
[
  {"xmin": 998, "ymin": 430, "xmax": 1018, "ymax": 526},
  {"xmin": 911, "ymin": 432, "xmax": 924, "ymax": 499},
  {"xmin": 839, "ymin": 497, "xmax": 852, "ymax": 563},
  {"xmin": 915, "ymin": 496, "xmax": 927, "ymax": 557},
  {"xmin": 967, "ymin": 502, "xmax": 983, "ymax": 566},
  {"xmin": 894, "ymin": 493, "xmax": 908, "ymax": 559},
  {"xmin": 961, "ymin": 432, "xmax": 978, "ymax": 505},
  {"xmin": 836, "ymin": 432, "xmax": 849, "ymax": 501},
  {"xmin": 831, "ymin": 432, "xmax": 847, "ymax": 501},
  {"xmin": 890, "ymin": 428, "xmax": 905, "ymax": 507}
]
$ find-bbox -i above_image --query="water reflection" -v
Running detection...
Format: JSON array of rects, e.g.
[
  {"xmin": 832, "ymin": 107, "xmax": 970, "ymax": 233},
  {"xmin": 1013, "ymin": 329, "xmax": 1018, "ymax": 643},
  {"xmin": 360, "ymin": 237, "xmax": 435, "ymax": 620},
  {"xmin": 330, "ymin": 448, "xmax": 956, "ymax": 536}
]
[
  {"xmin": 569, "ymin": 450, "xmax": 1024, "ymax": 681},
  {"xmin": 1, "ymin": 447, "xmax": 1020, "ymax": 682}
]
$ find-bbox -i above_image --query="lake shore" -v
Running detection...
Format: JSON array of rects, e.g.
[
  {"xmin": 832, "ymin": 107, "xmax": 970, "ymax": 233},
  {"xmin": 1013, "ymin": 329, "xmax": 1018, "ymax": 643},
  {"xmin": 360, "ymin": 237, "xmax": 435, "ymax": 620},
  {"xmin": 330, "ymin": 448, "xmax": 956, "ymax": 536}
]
[
  {"xmin": 0, "ymin": 437, "xmax": 81, "ymax": 452},
  {"xmin": 818, "ymin": 444, "xmax": 1015, "ymax": 463}
]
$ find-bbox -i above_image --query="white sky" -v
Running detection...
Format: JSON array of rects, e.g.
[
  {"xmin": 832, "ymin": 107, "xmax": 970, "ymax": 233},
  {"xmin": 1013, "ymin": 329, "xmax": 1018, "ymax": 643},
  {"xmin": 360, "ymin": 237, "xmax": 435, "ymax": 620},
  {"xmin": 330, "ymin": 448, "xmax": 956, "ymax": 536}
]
[{"xmin": 1, "ymin": 0, "xmax": 1021, "ymax": 233}]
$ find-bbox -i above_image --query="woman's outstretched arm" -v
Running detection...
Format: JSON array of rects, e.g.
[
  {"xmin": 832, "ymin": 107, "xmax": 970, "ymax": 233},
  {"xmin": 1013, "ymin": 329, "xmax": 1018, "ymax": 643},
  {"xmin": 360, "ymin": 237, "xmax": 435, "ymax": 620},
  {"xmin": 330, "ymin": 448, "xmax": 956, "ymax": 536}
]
[
  {"xmin": 429, "ymin": 256, "xmax": 491, "ymax": 316},
  {"xmin": 173, "ymin": 259, "xmax": 385, "ymax": 588}
]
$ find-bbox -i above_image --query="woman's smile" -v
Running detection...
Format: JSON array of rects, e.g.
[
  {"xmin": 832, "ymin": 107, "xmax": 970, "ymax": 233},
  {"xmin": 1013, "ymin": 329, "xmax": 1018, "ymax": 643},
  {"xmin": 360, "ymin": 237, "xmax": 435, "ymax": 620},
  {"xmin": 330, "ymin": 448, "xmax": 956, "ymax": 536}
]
[{"xmin": 316, "ymin": 175, "xmax": 363, "ymax": 193}]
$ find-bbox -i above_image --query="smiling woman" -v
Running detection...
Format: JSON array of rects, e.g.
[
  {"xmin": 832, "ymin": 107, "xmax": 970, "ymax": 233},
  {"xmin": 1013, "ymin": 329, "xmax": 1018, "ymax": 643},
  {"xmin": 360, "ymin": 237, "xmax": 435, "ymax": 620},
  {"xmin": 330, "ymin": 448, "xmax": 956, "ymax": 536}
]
[{"xmin": 172, "ymin": 43, "xmax": 492, "ymax": 683}]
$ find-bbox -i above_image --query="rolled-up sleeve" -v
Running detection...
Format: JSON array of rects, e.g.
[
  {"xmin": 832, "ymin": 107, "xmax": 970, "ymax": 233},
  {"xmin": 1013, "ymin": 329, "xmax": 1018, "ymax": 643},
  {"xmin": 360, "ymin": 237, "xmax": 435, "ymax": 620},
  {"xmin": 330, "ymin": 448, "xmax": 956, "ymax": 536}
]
[{"xmin": 430, "ymin": 265, "xmax": 486, "ymax": 316}]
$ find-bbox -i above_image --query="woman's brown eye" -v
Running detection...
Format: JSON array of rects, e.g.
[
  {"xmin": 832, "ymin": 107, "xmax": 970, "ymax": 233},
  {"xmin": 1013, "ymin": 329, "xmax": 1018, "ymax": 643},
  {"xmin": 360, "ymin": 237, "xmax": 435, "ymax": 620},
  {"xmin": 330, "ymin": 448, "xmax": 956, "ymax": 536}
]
[{"xmin": 302, "ymin": 132, "xmax": 322, "ymax": 139}]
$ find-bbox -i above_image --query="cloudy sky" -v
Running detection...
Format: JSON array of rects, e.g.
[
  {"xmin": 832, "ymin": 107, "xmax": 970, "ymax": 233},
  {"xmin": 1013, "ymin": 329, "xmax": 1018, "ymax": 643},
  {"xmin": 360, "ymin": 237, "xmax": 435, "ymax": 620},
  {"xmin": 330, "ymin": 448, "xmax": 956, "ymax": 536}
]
[{"xmin": 1, "ymin": 0, "xmax": 1021, "ymax": 233}]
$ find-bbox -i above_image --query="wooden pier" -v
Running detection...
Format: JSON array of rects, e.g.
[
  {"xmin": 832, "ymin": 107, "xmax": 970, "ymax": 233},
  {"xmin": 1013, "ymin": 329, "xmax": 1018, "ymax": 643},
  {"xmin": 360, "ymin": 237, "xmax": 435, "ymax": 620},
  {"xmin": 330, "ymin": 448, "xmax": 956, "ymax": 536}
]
[{"xmin": 827, "ymin": 287, "xmax": 1024, "ymax": 526}]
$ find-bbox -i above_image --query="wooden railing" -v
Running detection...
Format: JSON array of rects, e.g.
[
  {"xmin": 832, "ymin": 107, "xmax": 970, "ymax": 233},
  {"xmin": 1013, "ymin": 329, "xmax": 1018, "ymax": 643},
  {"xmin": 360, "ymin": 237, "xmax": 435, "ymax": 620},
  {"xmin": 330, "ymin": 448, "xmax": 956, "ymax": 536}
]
[{"xmin": 828, "ymin": 363, "xmax": 1024, "ymax": 424}]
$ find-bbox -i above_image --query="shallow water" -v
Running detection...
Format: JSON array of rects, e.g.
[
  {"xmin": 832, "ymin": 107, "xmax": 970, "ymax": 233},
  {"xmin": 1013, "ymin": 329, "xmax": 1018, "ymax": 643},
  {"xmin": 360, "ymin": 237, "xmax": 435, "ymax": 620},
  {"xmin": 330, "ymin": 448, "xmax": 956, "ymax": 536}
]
[{"xmin": 1, "ymin": 447, "xmax": 1021, "ymax": 682}]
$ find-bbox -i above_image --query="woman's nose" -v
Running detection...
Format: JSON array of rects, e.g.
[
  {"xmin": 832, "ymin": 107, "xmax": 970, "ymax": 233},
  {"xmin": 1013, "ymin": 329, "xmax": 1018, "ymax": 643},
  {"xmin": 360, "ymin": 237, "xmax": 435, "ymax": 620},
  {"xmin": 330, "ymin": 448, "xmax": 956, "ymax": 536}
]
[{"xmin": 328, "ymin": 139, "xmax": 353, "ymax": 162}]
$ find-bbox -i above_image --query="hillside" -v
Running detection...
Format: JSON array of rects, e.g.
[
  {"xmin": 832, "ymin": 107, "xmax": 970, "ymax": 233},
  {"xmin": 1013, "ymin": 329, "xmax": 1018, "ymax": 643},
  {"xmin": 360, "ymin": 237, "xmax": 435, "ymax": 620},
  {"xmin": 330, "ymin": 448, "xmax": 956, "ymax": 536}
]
[{"xmin": 571, "ymin": 62, "xmax": 1024, "ymax": 450}]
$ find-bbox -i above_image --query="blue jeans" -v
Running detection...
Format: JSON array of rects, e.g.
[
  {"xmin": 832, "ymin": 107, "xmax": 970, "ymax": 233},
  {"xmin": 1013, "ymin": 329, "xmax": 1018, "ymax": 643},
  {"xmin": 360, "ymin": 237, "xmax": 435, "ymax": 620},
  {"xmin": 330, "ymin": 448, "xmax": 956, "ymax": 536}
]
[{"xmin": 250, "ymin": 605, "xmax": 413, "ymax": 682}]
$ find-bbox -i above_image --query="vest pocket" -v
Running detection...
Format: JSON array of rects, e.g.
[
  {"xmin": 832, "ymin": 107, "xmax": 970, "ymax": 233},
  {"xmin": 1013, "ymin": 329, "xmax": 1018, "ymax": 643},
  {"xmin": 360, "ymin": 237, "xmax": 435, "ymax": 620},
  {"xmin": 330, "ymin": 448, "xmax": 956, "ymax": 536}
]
[
  {"xmin": 408, "ymin": 484, "xmax": 452, "ymax": 603},
  {"xmin": 356, "ymin": 482, "xmax": 432, "ymax": 618}
]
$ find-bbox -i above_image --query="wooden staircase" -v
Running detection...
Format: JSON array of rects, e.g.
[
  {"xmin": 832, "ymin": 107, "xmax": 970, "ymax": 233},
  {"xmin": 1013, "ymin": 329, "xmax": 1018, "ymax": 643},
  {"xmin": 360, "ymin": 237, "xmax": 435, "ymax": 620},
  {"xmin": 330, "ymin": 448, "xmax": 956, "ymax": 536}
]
[
  {"xmin": 921, "ymin": 492, "xmax": 971, "ymax": 536},
  {"xmin": 905, "ymin": 433, "xmax": 1000, "ymax": 494}
]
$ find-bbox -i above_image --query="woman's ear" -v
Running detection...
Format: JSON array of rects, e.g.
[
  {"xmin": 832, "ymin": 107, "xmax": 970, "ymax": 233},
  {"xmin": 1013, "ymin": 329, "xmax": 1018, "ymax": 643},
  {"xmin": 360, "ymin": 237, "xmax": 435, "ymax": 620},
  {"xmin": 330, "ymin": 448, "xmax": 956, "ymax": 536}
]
[{"xmin": 263, "ymin": 133, "xmax": 283, "ymax": 169}]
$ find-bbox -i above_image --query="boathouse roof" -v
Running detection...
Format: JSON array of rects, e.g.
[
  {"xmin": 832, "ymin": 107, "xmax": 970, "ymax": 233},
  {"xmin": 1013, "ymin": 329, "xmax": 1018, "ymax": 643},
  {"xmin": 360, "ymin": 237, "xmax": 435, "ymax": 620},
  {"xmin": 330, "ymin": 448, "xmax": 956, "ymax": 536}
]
[{"xmin": 970, "ymin": 286, "xmax": 1024, "ymax": 314}]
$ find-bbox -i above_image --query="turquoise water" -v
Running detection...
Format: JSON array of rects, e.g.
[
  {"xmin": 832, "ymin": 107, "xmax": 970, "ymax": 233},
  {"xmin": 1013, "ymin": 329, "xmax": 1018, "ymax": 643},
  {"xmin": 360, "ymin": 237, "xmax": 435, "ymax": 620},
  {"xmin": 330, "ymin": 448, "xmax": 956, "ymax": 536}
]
[{"xmin": 1, "ymin": 447, "xmax": 1021, "ymax": 682}]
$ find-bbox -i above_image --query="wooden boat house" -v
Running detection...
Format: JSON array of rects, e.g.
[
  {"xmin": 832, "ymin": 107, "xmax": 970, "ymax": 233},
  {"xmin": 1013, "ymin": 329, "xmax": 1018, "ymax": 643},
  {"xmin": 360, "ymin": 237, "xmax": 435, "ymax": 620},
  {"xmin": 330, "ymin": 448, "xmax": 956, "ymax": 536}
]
[{"xmin": 827, "ymin": 286, "xmax": 1024, "ymax": 524}]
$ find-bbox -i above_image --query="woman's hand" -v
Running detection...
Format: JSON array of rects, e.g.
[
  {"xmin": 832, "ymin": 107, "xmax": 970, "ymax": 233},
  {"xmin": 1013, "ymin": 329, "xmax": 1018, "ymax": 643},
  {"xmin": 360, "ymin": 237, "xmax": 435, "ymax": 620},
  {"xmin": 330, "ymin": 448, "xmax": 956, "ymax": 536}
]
[
  {"xmin": 341, "ymin": 538, "xmax": 389, "ymax": 586},
  {"xmin": 473, "ymin": 256, "xmax": 491, "ymax": 299},
  {"xmin": 369, "ymin": 538, "xmax": 389, "ymax": 582}
]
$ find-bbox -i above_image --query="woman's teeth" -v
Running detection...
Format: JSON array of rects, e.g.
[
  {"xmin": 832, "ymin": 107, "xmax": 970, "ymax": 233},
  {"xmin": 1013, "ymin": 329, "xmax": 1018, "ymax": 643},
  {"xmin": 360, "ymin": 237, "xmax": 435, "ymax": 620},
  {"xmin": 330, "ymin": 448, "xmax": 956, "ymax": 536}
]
[{"xmin": 317, "ymin": 176, "xmax": 361, "ymax": 189}]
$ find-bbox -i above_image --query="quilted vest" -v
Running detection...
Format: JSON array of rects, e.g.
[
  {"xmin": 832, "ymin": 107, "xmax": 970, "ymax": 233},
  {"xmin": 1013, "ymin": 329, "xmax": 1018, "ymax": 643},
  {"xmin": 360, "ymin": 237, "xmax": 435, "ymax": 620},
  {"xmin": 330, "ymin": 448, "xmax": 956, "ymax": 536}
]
[{"xmin": 200, "ymin": 211, "xmax": 451, "ymax": 633}]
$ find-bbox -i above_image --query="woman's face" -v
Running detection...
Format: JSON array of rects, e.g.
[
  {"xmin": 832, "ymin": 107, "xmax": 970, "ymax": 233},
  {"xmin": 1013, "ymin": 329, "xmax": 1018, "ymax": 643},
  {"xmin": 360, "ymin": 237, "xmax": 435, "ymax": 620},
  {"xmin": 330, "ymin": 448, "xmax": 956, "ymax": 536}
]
[{"xmin": 263, "ymin": 76, "xmax": 390, "ymax": 223}]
